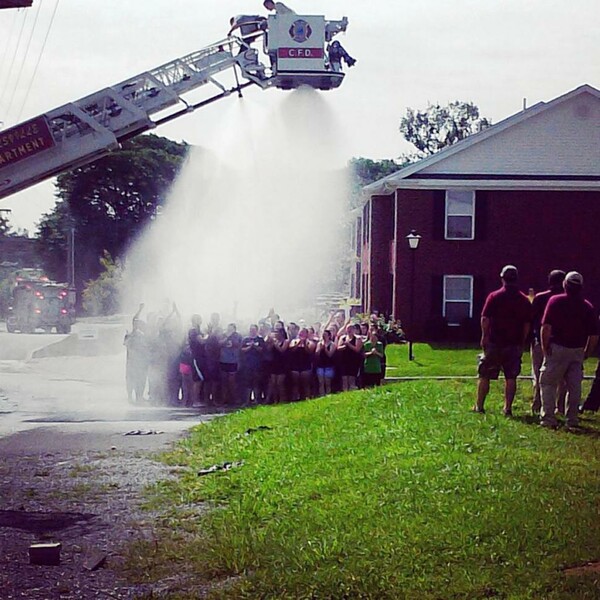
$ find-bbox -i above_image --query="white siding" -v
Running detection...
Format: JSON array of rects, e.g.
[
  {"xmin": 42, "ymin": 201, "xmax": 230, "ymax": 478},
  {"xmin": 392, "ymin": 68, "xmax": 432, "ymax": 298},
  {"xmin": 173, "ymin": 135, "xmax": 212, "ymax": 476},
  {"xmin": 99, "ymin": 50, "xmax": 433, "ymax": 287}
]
[{"xmin": 420, "ymin": 91, "xmax": 600, "ymax": 177}]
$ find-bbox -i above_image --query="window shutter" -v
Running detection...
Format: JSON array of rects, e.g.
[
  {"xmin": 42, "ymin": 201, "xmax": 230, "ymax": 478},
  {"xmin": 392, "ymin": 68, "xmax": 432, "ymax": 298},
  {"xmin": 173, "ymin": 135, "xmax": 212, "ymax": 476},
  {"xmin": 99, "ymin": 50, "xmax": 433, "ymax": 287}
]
[
  {"xmin": 472, "ymin": 275, "xmax": 486, "ymax": 319},
  {"xmin": 475, "ymin": 191, "xmax": 488, "ymax": 241},
  {"xmin": 431, "ymin": 275, "xmax": 444, "ymax": 316},
  {"xmin": 432, "ymin": 191, "xmax": 446, "ymax": 240}
]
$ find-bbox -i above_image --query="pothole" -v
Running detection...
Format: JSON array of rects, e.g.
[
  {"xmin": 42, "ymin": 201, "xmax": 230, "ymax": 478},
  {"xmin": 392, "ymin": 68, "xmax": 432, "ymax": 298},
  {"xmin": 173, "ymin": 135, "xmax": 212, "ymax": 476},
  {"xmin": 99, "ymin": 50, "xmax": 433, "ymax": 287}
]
[{"xmin": 0, "ymin": 509, "xmax": 101, "ymax": 535}]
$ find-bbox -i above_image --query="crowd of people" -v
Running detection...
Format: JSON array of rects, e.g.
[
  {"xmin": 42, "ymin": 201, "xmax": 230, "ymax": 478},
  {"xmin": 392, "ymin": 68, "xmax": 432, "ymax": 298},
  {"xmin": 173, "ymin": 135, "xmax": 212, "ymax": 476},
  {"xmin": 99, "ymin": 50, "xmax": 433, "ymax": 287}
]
[
  {"xmin": 124, "ymin": 305, "xmax": 394, "ymax": 408},
  {"xmin": 123, "ymin": 266, "xmax": 600, "ymax": 427},
  {"xmin": 474, "ymin": 265, "xmax": 600, "ymax": 429}
]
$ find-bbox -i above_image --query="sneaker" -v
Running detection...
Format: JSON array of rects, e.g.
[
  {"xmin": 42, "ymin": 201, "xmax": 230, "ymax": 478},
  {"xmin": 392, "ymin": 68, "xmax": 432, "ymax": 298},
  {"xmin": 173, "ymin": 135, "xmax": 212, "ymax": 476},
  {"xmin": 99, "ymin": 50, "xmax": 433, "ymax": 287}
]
[
  {"xmin": 472, "ymin": 405, "xmax": 485, "ymax": 414},
  {"xmin": 503, "ymin": 409, "xmax": 513, "ymax": 417},
  {"xmin": 539, "ymin": 420, "xmax": 557, "ymax": 430}
]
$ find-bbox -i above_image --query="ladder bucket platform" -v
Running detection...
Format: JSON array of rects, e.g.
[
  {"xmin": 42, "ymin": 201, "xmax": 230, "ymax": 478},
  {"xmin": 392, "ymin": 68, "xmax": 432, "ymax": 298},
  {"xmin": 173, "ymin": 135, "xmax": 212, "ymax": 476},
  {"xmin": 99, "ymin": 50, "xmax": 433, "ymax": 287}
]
[
  {"xmin": 263, "ymin": 14, "xmax": 352, "ymax": 92},
  {"xmin": 270, "ymin": 71, "xmax": 344, "ymax": 91},
  {"xmin": 0, "ymin": 10, "xmax": 353, "ymax": 200}
]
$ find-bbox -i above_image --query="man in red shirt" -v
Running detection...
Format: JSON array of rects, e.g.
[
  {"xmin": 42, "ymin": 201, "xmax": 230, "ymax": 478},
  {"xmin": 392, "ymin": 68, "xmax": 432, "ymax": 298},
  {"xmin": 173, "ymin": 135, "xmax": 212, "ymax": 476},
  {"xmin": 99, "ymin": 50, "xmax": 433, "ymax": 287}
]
[
  {"xmin": 530, "ymin": 270, "xmax": 566, "ymax": 415},
  {"xmin": 474, "ymin": 265, "xmax": 532, "ymax": 415},
  {"xmin": 539, "ymin": 271, "xmax": 598, "ymax": 429}
]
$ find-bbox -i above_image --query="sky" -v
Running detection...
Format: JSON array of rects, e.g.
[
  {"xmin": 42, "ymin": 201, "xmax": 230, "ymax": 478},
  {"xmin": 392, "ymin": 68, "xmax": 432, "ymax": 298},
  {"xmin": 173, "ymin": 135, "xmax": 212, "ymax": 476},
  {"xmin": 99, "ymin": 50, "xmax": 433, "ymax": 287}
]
[{"xmin": 0, "ymin": 0, "xmax": 599, "ymax": 232}]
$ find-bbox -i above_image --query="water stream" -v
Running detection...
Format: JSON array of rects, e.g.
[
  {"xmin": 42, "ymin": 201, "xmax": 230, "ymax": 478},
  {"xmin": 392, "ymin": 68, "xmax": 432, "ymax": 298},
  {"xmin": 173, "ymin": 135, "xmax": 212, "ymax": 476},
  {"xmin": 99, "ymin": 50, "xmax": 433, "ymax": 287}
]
[{"xmin": 123, "ymin": 87, "xmax": 350, "ymax": 323}]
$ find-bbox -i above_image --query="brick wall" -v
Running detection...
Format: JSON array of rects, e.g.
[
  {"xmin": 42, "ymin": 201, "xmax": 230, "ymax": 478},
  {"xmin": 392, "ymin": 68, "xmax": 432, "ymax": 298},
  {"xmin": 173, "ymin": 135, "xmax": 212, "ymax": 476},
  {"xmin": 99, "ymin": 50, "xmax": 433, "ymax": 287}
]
[
  {"xmin": 368, "ymin": 194, "xmax": 394, "ymax": 317},
  {"xmin": 367, "ymin": 188, "xmax": 600, "ymax": 341}
]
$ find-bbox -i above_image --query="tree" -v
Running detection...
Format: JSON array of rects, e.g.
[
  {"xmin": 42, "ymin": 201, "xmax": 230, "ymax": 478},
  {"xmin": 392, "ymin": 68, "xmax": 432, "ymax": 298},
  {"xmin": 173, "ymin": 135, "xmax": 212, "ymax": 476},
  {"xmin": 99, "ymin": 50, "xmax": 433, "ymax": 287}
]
[
  {"xmin": 399, "ymin": 101, "xmax": 491, "ymax": 157},
  {"xmin": 348, "ymin": 157, "xmax": 410, "ymax": 209},
  {"xmin": 36, "ymin": 134, "xmax": 188, "ymax": 290},
  {"xmin": 36, "ymin": 200, "xmax": 72, "ymax": 282},
  {"xmin": 349, "ymin": 157, "xmax": 405, "ymax": 189},
  {"xmin": 82, "ymin": 251, "xmax": 123, "ymax": 316}
]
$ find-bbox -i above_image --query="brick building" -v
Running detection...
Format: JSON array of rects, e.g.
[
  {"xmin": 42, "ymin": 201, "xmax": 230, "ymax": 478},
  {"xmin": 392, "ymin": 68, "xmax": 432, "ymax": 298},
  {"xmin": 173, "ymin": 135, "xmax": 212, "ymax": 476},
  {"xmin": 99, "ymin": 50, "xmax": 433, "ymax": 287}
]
[{"xmin": 356, "ymin": 84, "xmax": 600, "ymax": 341}]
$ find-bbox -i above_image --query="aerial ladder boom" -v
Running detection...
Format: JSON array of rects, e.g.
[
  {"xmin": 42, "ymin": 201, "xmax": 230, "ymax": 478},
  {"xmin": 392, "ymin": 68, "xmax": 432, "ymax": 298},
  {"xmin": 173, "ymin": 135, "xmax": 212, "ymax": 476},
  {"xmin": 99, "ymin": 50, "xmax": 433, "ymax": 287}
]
[{"xmin": 0, "ymin": 12, "xmax": 352, "ymax": 200}]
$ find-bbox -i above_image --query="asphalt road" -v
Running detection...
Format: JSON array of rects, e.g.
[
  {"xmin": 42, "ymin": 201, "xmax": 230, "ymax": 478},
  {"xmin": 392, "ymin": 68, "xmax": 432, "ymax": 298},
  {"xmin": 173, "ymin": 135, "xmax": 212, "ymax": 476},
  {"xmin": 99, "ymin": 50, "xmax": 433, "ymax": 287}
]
[
  {"xmin": 0, "ymin": 319, "xmax": 214, "ymax": 445},
  {"xmin": 0, "ymin": 321, "xmax": 69, "ymax": 360},
  {"xmin": 0, "ymin": 319, "xmax": 223, "ymax": 599}
]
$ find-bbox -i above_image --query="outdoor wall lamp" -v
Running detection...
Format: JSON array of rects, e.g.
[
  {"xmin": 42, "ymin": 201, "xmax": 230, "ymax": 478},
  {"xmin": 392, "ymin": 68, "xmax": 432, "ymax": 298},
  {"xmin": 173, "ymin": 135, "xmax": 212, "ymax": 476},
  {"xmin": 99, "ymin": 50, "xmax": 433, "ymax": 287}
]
[{"xmin": 406, "ymin": 229, "xmax": 422, "ymax": 250}]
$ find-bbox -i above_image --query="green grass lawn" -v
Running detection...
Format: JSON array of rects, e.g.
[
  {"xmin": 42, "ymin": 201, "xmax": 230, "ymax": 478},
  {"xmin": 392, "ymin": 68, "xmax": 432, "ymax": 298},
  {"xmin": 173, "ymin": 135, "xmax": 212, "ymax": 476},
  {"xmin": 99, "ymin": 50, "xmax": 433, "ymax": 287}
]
[
  {"xmin": 385, "ymin": 343, "xmax": 597, "ymax": 380},
  {"xmin": 385, "ymin": 343, "xmax": 482, "ymax": 377},
  {"xmin": 126, "ymin": 376, "xmax": 600, "ymax": 599}
]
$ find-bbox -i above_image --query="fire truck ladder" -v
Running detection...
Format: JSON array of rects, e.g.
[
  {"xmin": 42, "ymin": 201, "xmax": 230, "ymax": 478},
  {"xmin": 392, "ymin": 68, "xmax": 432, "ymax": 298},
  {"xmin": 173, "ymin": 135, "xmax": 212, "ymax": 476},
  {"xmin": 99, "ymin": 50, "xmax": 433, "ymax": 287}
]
[{"xmin": 0, "ymin": 35, "xmax": 265, "ymax": 199}]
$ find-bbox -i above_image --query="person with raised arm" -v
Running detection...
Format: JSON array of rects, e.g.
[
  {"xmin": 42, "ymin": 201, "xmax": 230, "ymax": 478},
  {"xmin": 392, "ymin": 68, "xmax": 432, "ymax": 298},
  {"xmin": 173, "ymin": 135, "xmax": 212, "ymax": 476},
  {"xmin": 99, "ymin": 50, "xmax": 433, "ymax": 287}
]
[
  {"xmin": 124, "ymin": 303, "xmax": 148, "ymax": 405},
  {"xmin": 269, "ymin": 324, "xmax": 289, "ymax": 403},
  {"xmin": 288, "ymin": 327, "xmax": 315, "ymax": 400},
  {"xmin": 315, "ymin": 329, "xmax": 336, "ymax": 396},
  {"xmin": 337, "ymin": 323, "xmax": 363, "ymax": 391}
]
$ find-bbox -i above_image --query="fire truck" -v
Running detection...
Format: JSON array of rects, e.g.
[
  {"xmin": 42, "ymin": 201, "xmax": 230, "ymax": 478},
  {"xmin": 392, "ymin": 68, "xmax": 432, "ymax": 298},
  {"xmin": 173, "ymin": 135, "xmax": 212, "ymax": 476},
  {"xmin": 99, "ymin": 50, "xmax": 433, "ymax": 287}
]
[
  {"xmin": 0, "ymin": 10, "xmax": 354, "ymax": 200},
  {"xmin": 6, "ymin": 271, "xmax": 76, "ymax": 333}
]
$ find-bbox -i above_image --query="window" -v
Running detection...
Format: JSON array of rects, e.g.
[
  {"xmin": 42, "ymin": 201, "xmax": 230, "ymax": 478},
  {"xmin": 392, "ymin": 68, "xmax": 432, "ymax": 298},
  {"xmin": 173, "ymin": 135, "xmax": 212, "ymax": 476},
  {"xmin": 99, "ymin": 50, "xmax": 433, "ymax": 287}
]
[
  {"xmin": 443, "ymin": 275, "xmax": 473, "ymax": 325},
  {"xmin": 445, "ymin": 190, "xmax": 475, "ymax": 240}
]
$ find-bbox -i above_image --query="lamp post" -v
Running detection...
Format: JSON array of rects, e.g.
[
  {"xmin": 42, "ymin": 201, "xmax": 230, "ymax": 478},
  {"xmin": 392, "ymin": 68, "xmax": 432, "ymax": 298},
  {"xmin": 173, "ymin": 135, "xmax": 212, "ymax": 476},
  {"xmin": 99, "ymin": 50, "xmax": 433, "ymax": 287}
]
[{"xmin": 406, "ymin": 229, "xmax": 421, "ymax": 361}]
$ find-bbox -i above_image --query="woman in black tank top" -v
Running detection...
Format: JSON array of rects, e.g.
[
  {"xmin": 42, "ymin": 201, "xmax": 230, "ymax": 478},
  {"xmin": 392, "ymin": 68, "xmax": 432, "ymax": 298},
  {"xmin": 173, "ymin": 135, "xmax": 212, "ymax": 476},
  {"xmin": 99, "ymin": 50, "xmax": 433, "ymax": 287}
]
[
  {"xmin": 289, "ymin": 328, "xmax": 315, "ymax": 400},
  {"xmin": 315, "ymin": 329, "xmax": 336, "ymax": 396},
  {"xmin": 269, "ymin": 327, "xmax": 289, "ymax": 403},
  {"xmin": 337, "ymin": 324, "xmax": 364, "ymax": 391}
]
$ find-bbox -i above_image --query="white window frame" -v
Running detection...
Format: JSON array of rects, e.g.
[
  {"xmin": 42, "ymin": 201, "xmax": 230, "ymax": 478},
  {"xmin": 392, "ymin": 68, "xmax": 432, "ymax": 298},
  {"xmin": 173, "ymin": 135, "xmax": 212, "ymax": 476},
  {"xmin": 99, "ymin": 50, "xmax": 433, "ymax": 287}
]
[
  {"xmin": 445, "ymin": 190, "xmax": 476, "ymax": 240},
  {"xmin": 443, "ymin": 275, "xmax": 474, "ymax": 326}
]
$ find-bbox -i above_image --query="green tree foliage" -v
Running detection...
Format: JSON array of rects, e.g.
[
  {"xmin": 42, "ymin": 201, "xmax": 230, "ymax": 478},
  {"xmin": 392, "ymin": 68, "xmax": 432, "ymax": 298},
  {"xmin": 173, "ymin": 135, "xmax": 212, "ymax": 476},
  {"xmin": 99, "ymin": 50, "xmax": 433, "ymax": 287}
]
[
  {"xmin": 36, "ymin": 134, "xmax": 188, "ymax": 288},
  {"xmin": 82, "ymin": 251, "xmax": 123, "ymax": 316},
  {"xmin": 349, "ymin": 157, "xmax": 405, "ymax": 188},
  {"xmin": 333, "ymin": 158, "xmax": 408, "ymax": 295},
  {"xmin": 399, "ymin": 101, "xmax": 492, "ymax": 156},
  {"xmin": 36, "ymin": 200, "xmax": 72, "ymax": 282},
  {"xmin": 348, "ymin": 157, "xmax": 409, "ymax": 209}
]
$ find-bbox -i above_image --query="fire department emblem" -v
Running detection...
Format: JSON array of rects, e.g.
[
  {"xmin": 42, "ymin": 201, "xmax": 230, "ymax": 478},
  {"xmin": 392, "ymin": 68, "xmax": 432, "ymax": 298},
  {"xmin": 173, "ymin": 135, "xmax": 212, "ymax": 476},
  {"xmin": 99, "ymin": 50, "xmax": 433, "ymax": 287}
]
[{"xmin": 289, "ymin": 19, "xmax": 312, "ymax": 43}]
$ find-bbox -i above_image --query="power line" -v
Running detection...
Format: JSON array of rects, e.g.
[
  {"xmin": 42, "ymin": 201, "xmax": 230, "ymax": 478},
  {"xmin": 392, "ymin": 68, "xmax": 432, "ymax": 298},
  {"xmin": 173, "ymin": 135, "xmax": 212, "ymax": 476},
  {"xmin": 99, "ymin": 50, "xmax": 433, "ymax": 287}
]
[
  {"xmin": 3, "ymin": 0, "xmax": 42, "ymax": 123},
  {"xmin": 0, "ymin": 7, "xmax": 29, "ymax": 118},
  {"xmin": 14, "ymin": 0, "xmax": 60, "ymax": 124},
  {"xmin": 0, "ymin": 8, "xmax": 19, "ymax": 77}
]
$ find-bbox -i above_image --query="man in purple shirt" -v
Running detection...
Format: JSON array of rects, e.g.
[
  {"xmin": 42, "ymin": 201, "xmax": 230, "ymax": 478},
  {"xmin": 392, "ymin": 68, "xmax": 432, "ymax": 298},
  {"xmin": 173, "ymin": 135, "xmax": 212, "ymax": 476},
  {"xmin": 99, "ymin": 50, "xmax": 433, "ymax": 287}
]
[
  {"xmin": 474, "ymin": 265, "xmax": 532, "ymax": 416},
  {"xmin": 539, "ymin": 271, "xmax": 598, "ymax": 429}
]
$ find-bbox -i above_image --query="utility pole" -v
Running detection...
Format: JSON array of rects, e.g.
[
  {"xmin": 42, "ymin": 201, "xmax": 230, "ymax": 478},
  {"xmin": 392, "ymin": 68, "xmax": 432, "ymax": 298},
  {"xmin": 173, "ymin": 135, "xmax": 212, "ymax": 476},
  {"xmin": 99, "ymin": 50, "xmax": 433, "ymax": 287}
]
[{"xmin": 68, "ymin": 226, "xmax": 75, "ymax": 287}]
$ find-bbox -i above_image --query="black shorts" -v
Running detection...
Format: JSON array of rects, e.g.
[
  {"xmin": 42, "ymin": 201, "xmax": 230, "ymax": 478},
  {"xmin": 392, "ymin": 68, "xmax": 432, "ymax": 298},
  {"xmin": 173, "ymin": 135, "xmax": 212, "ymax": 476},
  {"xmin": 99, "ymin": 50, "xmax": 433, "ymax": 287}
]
[
  {"xmin": 220, "ymin": 362, "xmax": 238, "ymax": 374},
  {"xmin": 362, "ymin": 372, "xmax": 382, "ymax": 387},
  {"xmin": 478, "ymin": 344, "xmax": 523, "ymax": 380}
]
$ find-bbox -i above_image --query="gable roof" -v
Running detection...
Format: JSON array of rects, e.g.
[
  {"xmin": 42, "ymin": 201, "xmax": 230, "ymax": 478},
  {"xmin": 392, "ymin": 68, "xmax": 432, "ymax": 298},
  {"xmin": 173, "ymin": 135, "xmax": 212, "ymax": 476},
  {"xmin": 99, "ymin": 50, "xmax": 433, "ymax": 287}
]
[{"xmin": 365, "ymin": 84, "xmax": 600, "ymax": 195}]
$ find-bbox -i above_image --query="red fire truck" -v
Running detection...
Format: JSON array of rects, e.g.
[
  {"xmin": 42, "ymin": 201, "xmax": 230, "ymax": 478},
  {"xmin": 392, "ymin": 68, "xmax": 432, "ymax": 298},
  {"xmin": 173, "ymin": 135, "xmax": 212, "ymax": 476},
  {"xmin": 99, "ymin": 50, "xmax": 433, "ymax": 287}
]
[{"xmin": 6, "ymin": 272, "xmax": 76, "ymax": 334}]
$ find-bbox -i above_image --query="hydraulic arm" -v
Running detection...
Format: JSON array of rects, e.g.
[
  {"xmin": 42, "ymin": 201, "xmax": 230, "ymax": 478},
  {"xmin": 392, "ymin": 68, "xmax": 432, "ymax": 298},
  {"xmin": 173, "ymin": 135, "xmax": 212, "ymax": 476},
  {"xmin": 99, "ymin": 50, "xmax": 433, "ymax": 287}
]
[{"xmin": 0, "ymin": 13, "xmax": 352, "ymax": 200}]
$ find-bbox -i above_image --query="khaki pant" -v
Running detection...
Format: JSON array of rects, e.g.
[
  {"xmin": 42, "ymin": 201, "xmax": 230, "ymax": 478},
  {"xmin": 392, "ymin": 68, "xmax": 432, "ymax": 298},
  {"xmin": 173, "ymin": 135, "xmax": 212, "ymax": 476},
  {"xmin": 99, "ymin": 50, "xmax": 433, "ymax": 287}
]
[
  {"xmin": 540, "ymin": 344, "xmax": 584, "ymax": 427},
  {"xmin": 531, "ymin": 342, "xmax": 566, "ymax": 414}
]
